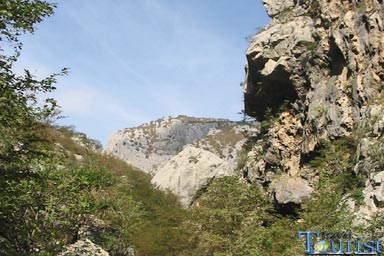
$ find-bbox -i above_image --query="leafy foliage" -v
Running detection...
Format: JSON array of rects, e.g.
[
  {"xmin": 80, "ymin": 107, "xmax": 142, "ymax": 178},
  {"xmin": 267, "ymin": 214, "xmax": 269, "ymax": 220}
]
[
  {"xmin": 0, "ymin": 1, "xmax": 190, "ymax": 254},
  {"xmin": 307, "ymin": 138, "xmax": 364, "ymax": 202},
  {"xmin": 89, "ymin": 151, "xmax": 190, "ymax": 256},
  {"xmin": 173, "ymin": 137, "xmax": 366, "ymax": 255},
  {"xmin": 299, "ymin": 138, "xmax": 364, "ymax": 233},
  {"xmin": 0, "ymin": 1, "xmax": 69, "ymax": 254},
  {"xmin": 178, "ymin": 177, "xmax": 269, "ymax": 255},
  {"xmin": 0, "ymin": 0, "xmax": 55, "ymax": 48}
]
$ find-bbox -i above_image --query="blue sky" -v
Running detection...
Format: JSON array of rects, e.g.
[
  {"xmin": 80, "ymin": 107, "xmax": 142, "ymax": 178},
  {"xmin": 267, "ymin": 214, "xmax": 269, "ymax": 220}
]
[{"xmin": 15, "ymin": 0, "xmax": 270, "ymax": 146}]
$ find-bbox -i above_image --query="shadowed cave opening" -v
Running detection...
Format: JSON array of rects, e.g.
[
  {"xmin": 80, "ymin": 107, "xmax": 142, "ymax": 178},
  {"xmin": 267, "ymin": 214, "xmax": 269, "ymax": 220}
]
[
  {"xmin": 329, "ymin": 37, "xmax": 347, "ymax": 76},
  {"xmin": 274, "ymin": 200, "xmax": 300, "ymax": 217},
  {"xmin": 244, "ymin": 60, "xmax": 298, "ymax": 120}
]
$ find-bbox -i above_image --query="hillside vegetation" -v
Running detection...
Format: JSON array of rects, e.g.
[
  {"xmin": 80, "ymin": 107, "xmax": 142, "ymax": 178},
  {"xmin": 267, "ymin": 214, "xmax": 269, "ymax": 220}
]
[
  {"xmin": 2, "ymin": 0, "xmax": 384, "ymax": 256},
  {"xmin": 0, "ymin": 1, "xmax": 187, "ymax": 255}
]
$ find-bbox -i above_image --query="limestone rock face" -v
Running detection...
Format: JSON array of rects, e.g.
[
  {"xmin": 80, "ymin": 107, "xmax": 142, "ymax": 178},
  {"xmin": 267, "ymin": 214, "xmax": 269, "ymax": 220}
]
[
  {"xmin": 263, "ymin": 0, "xmax": 296, "ymax": 17},
  {"xmin": 105, "ymin": 116, "xmax": 225, "ymax": 174},
  {"xmin": 151, "ymin": 145, "xmax": 235, "ymax": 207},
  {"xmin": 243, "ymin": 0, "xmax": 384, "ymax": 207},
  {"xmin": 106, "ymin": 115, "xmax": 258, "ymax": 206},
  {"xmin": 105, "ymin": 115, "xmax": 258, "ymax": 175}
]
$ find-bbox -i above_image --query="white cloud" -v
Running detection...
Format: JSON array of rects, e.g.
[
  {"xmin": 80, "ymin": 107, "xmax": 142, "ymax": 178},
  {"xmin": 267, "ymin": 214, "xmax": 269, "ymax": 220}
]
[
  {"xmin": 53, "ymin": 82, "xmax": 153, "ymax": 126},
  {"xmin": 55, "ymin": 85, "xmax": 97, "ymax": 115}
]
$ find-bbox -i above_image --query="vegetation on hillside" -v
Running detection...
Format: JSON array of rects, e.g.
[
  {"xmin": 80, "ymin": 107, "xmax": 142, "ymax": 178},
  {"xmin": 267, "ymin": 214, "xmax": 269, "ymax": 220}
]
[
  {"xmin": 1, "ymin": 1, "xmax": 382, "ymax": 256},
  {"xmin": 0, "ymin": 1, "xmax": 188, "ymax": 255}
]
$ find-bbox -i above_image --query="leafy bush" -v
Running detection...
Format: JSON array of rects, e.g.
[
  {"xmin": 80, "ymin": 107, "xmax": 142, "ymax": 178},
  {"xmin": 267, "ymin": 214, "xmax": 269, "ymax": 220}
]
[
  {"xmin": 299, "ymin": 138, "xmax": 364, "ymax": 235},
  {"xmin": 177, "ymin": 176, "xmax": 276, "ymax": 255}
]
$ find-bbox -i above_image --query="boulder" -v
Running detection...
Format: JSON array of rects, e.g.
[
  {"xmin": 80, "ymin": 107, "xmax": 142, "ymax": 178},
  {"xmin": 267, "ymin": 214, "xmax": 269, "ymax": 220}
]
[{"xmin": 272, "ymin": 176, "xmax": 313, "ymax": 205}]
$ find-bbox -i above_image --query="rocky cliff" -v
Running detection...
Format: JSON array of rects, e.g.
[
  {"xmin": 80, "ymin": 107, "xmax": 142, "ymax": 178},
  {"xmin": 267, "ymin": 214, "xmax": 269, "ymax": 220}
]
[
  {"xmin": 243, "ymin": 0, "xmax": 383, "ymax": 219},
  {"xmin": 106, "ymin": 116, "xmax": 227, "ymax": 174},
  {"xmin": 105, "ymin": 0, "xmax": 383, "ymax": 223},
  {"xmin": 105, "ymin": 115, "xmax": 258, "ymax": 207}
]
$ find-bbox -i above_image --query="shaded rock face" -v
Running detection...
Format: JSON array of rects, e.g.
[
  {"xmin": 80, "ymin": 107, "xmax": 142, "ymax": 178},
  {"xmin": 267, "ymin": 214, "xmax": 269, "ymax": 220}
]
[{"xmin": 243, "ymin": 0, "xmax": 383, "ymax": 207}]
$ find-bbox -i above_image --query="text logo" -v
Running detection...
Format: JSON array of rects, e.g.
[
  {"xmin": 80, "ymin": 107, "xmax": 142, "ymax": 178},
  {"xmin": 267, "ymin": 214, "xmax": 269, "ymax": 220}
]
[{"xmin": 298, "ymin": 231, "xmax": 382, "ymax": 255}]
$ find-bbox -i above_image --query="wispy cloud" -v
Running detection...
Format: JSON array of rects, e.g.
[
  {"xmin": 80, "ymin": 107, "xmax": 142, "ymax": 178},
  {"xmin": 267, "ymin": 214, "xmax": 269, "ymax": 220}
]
[
  {"xmin": 55, "ymin": 0, "xmax": 239, "ymax": 118},
  {"xmin": 60, "ymin": 2, "xmax": 153, "ymax": 90},
  {"xmin": 54, "ymin": 85, "xmax": 97, "ymax": 115},
  {"xmin": 17, "ymin": 0, "xmax": 269, "ymax": 145},
  {"xmin": 53, "ymin": 82, "xmax": 152, "ymax": 123}
]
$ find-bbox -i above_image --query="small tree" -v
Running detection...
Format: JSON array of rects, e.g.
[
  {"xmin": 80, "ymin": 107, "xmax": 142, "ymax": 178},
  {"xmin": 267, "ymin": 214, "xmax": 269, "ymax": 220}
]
[{"xmin": 0, "ymin": 1, "xmax": 69, "ymax": 254}]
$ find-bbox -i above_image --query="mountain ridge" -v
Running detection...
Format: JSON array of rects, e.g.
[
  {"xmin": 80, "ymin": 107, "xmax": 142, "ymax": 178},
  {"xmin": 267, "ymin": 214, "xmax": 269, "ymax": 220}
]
[{"xmin": 105, "ymin": 115, "xmax": 258, "ymax": 207}]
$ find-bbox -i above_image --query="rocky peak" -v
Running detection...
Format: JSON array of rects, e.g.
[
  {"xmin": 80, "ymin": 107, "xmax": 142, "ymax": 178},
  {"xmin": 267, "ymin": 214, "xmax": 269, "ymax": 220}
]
[
  {"xmin": 105, "ymin": 115, "xmax": 257, "ymax": 174},
  {"xmin": 106, "ymin": 115, "xmax": 258, "ymax": 207},
  {"xmin": 243, "ymin": 0, "xmax": 384, "ymax": 211},
  {"xmin": 105, "ymin": 115, "xmax": 230, "ymax": 174}
]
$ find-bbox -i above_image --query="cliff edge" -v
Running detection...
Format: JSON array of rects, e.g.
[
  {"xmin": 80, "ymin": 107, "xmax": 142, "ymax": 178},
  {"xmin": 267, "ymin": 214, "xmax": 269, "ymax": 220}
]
[{"xmin": 243, "ymin": 0, "xmax": 383, "ymax": 219}]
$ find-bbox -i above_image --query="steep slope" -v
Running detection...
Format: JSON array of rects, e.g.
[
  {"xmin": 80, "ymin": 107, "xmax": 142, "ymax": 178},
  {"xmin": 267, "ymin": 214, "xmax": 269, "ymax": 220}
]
[
  {"xmin": 243, "ymin": 0, "xmax": 383, "ymax": 218},
  {"xmin": 34, "ymin": 126, "xmax": 191, "ymax": 256}
]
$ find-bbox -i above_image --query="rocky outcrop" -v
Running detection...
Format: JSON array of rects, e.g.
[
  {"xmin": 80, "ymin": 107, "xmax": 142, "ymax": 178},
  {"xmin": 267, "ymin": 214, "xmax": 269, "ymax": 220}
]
[
  {"xmin": 262, "ymin": 0, "xmax": 296, "ymax": 17},
  {"xmin": 106, "ymin": 115, "xmax": 258, "ymax": 206},
  {"xmin": 242, "ymin": 0, "xmax": 384, "ymax": 208},
  {"xmin": 105, "ymin": 115, "xmax": 257, "ymax": 174},
  {"xmin": 192, "ymin": 123, "xmax": 258, "ymax": 169},
  {"xmin": 151, "ymin": 145, "xmax": 235, "ymax": 207},
  {"xmin": 58, "ymin": 239, "xmax": 110, "ymax": 256},
  {"xmin": 58, "ymin": 215, "xmax": 135, "ymax": 256},
  {"xmin": 106, "ymin": 116, "xmax": 223, "ymax": 174},
  {"xmin": 271, "ymin": 176, "xmax": 313, "ymax": 205}
]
